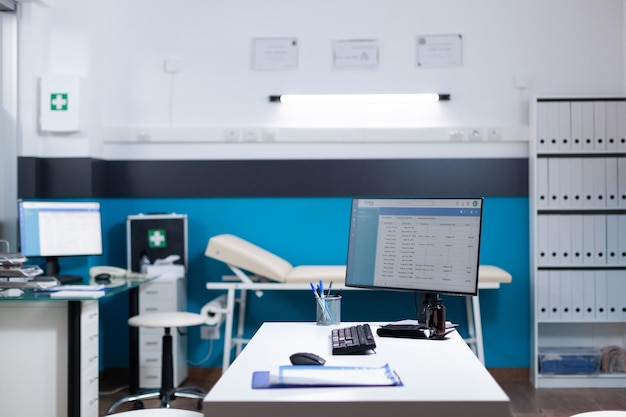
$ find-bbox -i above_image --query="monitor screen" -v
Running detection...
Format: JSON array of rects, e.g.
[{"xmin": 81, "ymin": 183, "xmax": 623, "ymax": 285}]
[
  {"xmin": 345, "ymin": 197, "xmax": 483, "ymax": 297},
  {"xmin": 18, "ymin": 200, "xmax": 103, "ymax": 259}
]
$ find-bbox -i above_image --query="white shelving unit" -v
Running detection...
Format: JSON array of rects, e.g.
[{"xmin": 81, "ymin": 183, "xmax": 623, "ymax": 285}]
[{"xmin": 529, "ymin": 97, "xmax": 626, "ymax": 388}]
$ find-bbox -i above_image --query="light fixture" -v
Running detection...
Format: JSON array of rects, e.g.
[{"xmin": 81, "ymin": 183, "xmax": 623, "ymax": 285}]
[{"xmin": 269, "ymin": 93, "xmax": 450, "ymax": 104}]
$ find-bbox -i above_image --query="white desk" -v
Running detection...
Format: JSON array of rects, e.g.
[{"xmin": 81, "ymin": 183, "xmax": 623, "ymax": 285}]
[
  {"xmin": 203, "ymin": 322, "xmax": 510, "ymax": 417},
  {"xmin": 206, "ymin": 267, "xmax": 512, "ymax": 370}
]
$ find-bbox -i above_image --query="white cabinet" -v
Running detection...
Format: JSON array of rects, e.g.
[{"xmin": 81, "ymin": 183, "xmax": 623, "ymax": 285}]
[
  {"xmin": 80, "ymin": 300, "xmax": 100, "ymax": 417},
  {"xmin": 530, "ymin": 97, "xmax": 626, "ymax": 388},
  {"xmin": 138, "ymin": 273, "xmax": 188, "ymax": 388}
]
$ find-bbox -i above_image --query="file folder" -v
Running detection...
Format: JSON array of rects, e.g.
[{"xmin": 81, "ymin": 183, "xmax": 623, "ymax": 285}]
[
  {"xmin": 593, "ymin": 158, "xmax": 607, "ymax": 207},
  {"xmin": 251, "ymin": 363, "xmax": 402, "ymax": 389},
  {"xmin": 570, "ymin": 215, "xmax": 583, "ymax": 265},
  {"xmin": 536, "ymin": 102, "xmax": 550, "ymax": 152},
  {"xmin": 581, "ymin": 101, "xmax": 594, "ymax": 152},
  {"xmin": 594, "ymin": 270, "xmax": 607, "ymax": 320},
  {"xmin": 558, "ymin": 102, "xmax": 571, "ymax": 152},
  {"xmin": 605, "ymin": 158, "xmax": 619, "ymax": 207},
  {"xmin": 605, "ymin": 101, "xmax": 619, "ymax": 152},
  {"xmin": 570, "ymin": 158, "xmax": 584, "ymax": 206},
  {"xmin": 582, "ymin": 270, "xmax": 596, "ymax": 321},
  {"xmin": 570, "ymin": 101, "xmax": 584, "ymax": 152},
  {"xmin": 570, "ymin": 271, "xmax": 584, "ymax": 321},
  {"xmin": 548, "ymin": 159, "xmax": 561, "ymax": 208},
  {"xmin": 593, "ymin": 101, "xmax": 607, "ymax": 152},
  {"xmin": 582, "ymin": 158, "xmax": 595, "ymax": 208},
  {"xmin": 548, "ymin": 270, "xmax": 561, "ymax": 320},
  {"xmin": 605, "ymin": 215, "xmax": 619, "ymax": 264},
  {"xmin": 536, "ymin": 270, "xmax": 550, "ymax": 320},
  {"xmin": 537, "ymin": 158, "xmax": 549, "ymax": 208},
  {"xmin": 593, "ymin": 215, "xmax": 607, "ymax": 265},
  {"xmin": 618, "ymin": 158, "xmax": 626, "ymax": 208}
]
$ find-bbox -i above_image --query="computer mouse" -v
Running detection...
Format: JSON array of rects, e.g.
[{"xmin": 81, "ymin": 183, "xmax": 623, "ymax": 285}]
[
  {"xmin": 94, "ymin": 273, "xmax": 111, "ymax": 284},
  {"xmin": 289, "ymin": 352, "xmax": 326, "ymax": 366}
]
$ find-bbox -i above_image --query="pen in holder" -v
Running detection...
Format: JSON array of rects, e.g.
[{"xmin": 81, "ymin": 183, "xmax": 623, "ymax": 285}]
[{"xmin": 316, "ymin": 295, "xmax": 341, "ymax": 326}]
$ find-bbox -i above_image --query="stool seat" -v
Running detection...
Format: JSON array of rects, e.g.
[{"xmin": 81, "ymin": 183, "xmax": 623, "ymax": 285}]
[
  {"xmin": 108, "ymin": 311, "xmax": 207, "ymax": 414},
  {"xmin": 129, "ymin": 312, "xmax": 207, "ymax": 328},
  {"xmin": 111, "ymin": 410, "xmax": 203, "ymax": 417}
]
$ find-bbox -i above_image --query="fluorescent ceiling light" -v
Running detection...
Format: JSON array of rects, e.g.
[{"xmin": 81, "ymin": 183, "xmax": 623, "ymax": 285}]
[{"xmin": 269, "ymin": 93, "xmax": 450, "ymax": 104}]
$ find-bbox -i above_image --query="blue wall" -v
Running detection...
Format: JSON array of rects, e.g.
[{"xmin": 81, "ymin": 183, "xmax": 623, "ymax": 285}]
[{"xmin": 55, "ymin": 196, "xmax": 529, "ymax": 369}]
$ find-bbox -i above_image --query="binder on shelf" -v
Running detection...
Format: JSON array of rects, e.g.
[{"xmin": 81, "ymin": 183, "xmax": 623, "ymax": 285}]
[
  {"xmin": 547, "ymin": 102, "xmax": 560, "ymax": 152},
  {"xmin": 548, "ymin": 270, "xmax": 561, "ymax": 320},
  {"xmin": 559, "ymin": 271, "xmax": 572, "ymax": 321},
  {"xmin": 593, "ymin": 158, "xmax": 607, "ymax": 208},
  {"xmin": 593, "ymin": 215, "xmax": 607, "ymax": 265},
  {"xmin": 605, "ymin": 158, "xmax": 619, "ymax": 207},
  {"xmin": 605, "ymin": 215, "xmax": 619, "ymax": 264},
  {"xmin": 594, "ymin": 270, "xmax": 607, "ymax": 321},
  {"xmin": 536, "ymin": 158, "xmax": 549, "ymax": 208},
  {"xmin": 548, "ymin": 158, "xmax": 561, "ymax": 208},
  {"xmin": 581, "ymin": 158, "xmax": 596, "ymax": 208},
  {"xmin": 570, "ymin": 101, "xmax": 584, "ymax": 152},
  {"xmin": 593, "ymin": 101, "xmax": 607, "ymax": 152},
  {"xmin": 618, "ymin": 158, "xmax": 626, "ymax": 208},
  {"xmin": 558, "ymin": 215, "xmax": 572, "ymax": 265},
  {"xmin": 618, "ymin": 215, "xmax": 626, "ymax": 263},
  {"xmin": 606, "ymin": 271, "xmax": 622, "ymax": 321},
  {"xmin": 558, "ymin": 101, "xmax": 571, "ymax": 152},
  {"xmin": 536, "ymin": 102, "xmax": 550, "ymax": 153},
  {"xmin": 582, "ymin": 216, "xmax": 596, "ymax": 265},
  {"xmin": 582, "ymin": 270, "xmax": 596, "ymax": 321},
  {"xmin": 537, "ymin": 215, "xmax": 549, "ymax": 266},
  {"xmin": 605, "ymin": 101, "xmax": 619, "ymax": 152},
  {"xmin": 559, "ymin": 158, "xmax": 573, "ymax": 208},
  {"xmin": 570, "ymin": 271, "xmax": 584, "ymax": 321},
  {"xmin": 619, "ymin": 102, "xmax": 626, "ymax": 153},
  {"xmin": 547, "ymin": 215, "xmax": 560, "ymax": 266},
  {"xmin": 536, "ymin": 270, "xmax": 550, "ymax": 321},
  {"xmin": 570, "ymin": 158, "xmax": 584, "ymax": 206},
  {"xmin": 581, "ymin": 101, "xmax": 595, "ymax": 152},
  {"xmin": 570, "ymin": 215, "xmax": 584, "ymax": 265}
]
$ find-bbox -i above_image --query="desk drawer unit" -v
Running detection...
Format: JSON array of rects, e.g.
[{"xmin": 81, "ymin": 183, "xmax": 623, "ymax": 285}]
[
  {"xmin": 138, "ymin": 275, "xmax": 188, "ymax": 388},
  {"xmin": 81, "ymin": 300, "xmax": 100, "ymax": 417}
]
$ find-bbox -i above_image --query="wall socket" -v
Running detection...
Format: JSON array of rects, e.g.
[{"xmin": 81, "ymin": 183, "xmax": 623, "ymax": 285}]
[{"xmin": 200, "ymin": 325, "xmax": 220, "ymax": 340}]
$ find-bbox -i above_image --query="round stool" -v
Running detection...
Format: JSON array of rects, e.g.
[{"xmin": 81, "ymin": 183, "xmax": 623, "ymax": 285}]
[
  {"xmin": 107, "ymin": 312, "xmax": 207, "ymax": 414},
  {"xmin": 570, "ymin": 412, "xmax": 626, "ymax": 417}
]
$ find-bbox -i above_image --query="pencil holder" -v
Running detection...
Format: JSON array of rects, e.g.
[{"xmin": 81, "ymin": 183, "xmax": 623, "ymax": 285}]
[{"xmin": 316, "ymin": 295, "xmax": 341, "ymax": 325}]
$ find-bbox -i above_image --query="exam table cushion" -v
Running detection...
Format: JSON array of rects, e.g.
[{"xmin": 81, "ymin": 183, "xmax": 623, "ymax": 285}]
[
  {"xmin": 477, "ymin": 265, "xmax": 513, "ymax": 284},
  {"xmin": 205, "ymin": 233, "xmax": 346, "ymax": 284}
]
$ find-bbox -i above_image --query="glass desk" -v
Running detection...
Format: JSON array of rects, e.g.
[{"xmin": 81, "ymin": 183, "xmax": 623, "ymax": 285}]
[{"xmin": 0, "ymin": 277, "xmax": 155, "ymax": 417}]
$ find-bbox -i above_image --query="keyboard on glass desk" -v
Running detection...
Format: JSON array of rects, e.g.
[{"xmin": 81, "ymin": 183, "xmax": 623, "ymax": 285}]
[{"xmin": 331, "ymin": 324, "xmax": 377, "ymax": 355}]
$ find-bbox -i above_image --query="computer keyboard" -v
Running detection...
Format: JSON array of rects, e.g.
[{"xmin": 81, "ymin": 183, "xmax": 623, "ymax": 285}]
[{"xmin": 331, "ymin": 323, "xmax": 377, "ymax": 355}]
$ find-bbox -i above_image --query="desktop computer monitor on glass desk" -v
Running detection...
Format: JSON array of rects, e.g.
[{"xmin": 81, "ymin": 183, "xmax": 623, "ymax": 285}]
[
  {"xmin": 18, "ymin": 200, "xmax": 103, "ymax": 284},
  {"xmin": 345, "ymin": 197, "xmax": 484, "ymax": 334}
]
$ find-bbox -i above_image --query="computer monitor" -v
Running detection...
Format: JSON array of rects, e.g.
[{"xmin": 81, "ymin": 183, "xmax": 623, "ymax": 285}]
[
  {"xmin": 18, "ymin": 200, "xmax": 103, "ymax": 277},
  {"xmin": 345, "ymin": 197, "xmax": 483, "ymax": 322}
]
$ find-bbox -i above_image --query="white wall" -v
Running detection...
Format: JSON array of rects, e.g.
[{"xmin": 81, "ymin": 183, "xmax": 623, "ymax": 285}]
[{"xmin": 17, "ymin": 0, "xmax": 625, "ymax": 160}]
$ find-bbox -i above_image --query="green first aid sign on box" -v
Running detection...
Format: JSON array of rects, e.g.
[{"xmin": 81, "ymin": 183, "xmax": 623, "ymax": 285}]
[{"xmin": 40, "ymin": 74, "xmax": 82, "ymax": 132}]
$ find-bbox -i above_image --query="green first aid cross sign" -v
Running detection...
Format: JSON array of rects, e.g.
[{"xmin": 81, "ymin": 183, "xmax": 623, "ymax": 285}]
[
  {"xmin": 148, "ymin": 229, "xmax": 167, "ymax": 248},
  {"xmin": 50, "ymin": 93, "xmax": 68, "ymax": 111}
]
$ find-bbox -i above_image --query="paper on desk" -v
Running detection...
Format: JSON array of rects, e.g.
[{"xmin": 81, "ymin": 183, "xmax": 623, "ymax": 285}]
[
  {"xmin": 49, "ymin": 290, "xmax": 105, "ymax": 299},
  {"xmin": 252, "ymin": 363, "xmax": 402, "ymax": 389}
]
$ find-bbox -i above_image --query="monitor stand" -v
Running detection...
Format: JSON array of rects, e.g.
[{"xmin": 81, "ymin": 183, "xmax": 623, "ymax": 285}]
[{"xmin": 45, "ymin": 256, "xmax": 83, "ymax": 284}]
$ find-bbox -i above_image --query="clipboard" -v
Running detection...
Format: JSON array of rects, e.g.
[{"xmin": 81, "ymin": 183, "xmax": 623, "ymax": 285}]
[{"xmin": 251, "ymin": 363, "xmax": 402, "ymax": 389}]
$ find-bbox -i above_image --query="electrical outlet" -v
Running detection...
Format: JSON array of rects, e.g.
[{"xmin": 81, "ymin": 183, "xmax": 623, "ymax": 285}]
[{"xmin": 201, "ymin": 325, "xmax": 220, "ymax": 340}]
